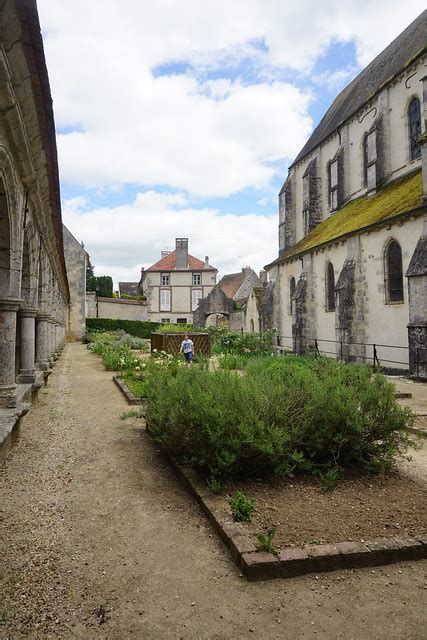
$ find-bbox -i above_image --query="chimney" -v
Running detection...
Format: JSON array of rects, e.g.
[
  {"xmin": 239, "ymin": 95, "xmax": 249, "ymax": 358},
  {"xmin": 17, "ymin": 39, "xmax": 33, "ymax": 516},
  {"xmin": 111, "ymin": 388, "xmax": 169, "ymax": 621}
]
[
  {"xmin": 175, "ymin": 238, "xmax": 188, "ymax": 269},
  {"xmin": 161, "ymin": 250, "xmax": 171, "ymax": 259},
  {"xmin": 259, "ymin": 270, "xmax": 267, "ymax": 285},
  {"xmin": 204, "ymin": 256, "xmax": 209, "ymax": 268}
]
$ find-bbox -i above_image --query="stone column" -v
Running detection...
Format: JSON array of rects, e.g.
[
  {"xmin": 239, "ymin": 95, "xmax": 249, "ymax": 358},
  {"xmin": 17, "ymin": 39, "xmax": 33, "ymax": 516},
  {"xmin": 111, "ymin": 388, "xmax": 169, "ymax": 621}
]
[
  {"xmin": 18, "ymin": 308, "xmax": 38, "ymax": 383},
  {"xmin": 35, "ymin": 313, "xmax": 50, "ymax": 371},
  {"xmin": 0, "ymin": 300, "xmax": 20, "ymax": 407}
]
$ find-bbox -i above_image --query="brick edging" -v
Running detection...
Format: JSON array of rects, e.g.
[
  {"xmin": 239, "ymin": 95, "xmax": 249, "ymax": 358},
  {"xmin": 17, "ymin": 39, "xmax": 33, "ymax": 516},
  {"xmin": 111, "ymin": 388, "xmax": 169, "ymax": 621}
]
[
  {"xmin": 167, "ymin": 457, "xmax": 427, "ymax": 581},
  {"xmin": 112, "ymin": 375, "xmax": 146, "ymax": 405}
]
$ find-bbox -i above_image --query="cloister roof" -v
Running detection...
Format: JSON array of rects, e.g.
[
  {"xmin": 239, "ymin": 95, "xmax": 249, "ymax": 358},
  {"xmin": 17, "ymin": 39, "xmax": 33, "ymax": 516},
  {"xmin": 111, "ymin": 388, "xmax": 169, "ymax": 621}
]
[{"xmin": 266, "ymin": 169, "xmax": 425, "ymax": 268}]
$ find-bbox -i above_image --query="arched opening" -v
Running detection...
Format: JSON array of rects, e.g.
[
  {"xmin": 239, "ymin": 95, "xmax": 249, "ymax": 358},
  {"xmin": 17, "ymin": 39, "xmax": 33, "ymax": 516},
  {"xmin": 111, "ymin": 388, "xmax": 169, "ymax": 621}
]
[
  {"xmin": 0, "ymin": 178, "xmax": 11, "ymax": 298},
  {"xmin": 250, "ymin": 318, "xmax": 255, "ymax": 333},
  {"xmin": 325, "ymin": 262, "xmax": 335, "ymax": 311},
  {"xmin": 408, "ymin": 97, "xmax": 422, "ymax": 161},
  {"xmin": 385, "ymin": 240, "xmax": 404, "ymax": 303},
  {"xmin": 289, "ymin": 276, "xmax": 295, "ymax": 315}
]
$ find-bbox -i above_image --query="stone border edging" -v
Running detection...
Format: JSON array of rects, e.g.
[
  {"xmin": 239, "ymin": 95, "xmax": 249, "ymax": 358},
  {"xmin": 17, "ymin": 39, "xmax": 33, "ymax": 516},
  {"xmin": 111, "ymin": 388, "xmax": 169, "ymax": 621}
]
[
  {"xmin": 166, "ymin": 457, "xmax": 427, "ymax": 581},
  {"xmin": 112, "ymin": 375, "xmax": 146, "ymax": 405}
]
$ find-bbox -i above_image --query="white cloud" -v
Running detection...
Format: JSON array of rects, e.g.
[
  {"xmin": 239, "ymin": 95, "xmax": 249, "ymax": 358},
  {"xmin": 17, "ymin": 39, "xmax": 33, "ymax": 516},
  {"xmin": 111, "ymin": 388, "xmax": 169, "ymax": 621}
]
[{"xmin": 62, "ymin": 192, "xmax": 277, "ymax": 287}]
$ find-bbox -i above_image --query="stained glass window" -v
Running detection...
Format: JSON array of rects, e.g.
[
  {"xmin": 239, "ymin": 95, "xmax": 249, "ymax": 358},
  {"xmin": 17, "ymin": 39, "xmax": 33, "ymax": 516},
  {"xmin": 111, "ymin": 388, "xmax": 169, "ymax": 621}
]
[
  {"xmin": 409, "ymin": 97, "xmax": 422, "ymax": 161},
  {"xmin": 326, "ymin": 262, "xmax": 335, "ymax": 311},
  {"xmin": 386, "ymin": 241, "xmax": 403, "ymax": 303}
]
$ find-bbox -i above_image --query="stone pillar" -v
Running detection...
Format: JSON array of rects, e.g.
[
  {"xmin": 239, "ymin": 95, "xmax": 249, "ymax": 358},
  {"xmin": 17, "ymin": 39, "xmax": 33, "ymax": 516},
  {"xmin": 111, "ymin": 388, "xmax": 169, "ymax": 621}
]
[
  {"xmin": 35, "ymin": 313, "xmax": 50, "ymax": 371},
  {"xmin": 18, "ymin": 308, "xmax": 38, "ymax": 383},
  {"xmin": 0, "ymin": 300, "xmax": 20, "ymax": 407}
]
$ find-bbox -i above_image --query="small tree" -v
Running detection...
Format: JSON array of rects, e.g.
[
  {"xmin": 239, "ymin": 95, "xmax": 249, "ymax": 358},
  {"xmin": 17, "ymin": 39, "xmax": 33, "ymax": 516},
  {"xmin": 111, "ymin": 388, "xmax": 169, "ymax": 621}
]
[
  {"xmin": 96, "ymin": 275, "xmax": 114, "ymax": 298},
  {"xmin": 86, "ymin": 259, "xmax": 97, "ymax": 292}
]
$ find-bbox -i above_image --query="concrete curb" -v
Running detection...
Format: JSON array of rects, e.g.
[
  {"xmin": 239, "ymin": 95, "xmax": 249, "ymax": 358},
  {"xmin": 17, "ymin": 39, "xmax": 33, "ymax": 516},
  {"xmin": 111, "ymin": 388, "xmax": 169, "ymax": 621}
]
[
  {"xmin": 112, "ymin": 375, "xmax": 146, "ymax": 405},
  {"xmin": 167, "ymin": 457, "xmax": 427, "ymax": 581}
]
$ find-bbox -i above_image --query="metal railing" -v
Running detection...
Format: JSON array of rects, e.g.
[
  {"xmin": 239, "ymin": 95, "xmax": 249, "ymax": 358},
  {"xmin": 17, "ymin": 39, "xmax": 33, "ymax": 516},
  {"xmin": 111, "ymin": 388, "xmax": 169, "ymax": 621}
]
[{"xmin": 275, "ymin": 334, "xmax": 425, "ymax": 378}]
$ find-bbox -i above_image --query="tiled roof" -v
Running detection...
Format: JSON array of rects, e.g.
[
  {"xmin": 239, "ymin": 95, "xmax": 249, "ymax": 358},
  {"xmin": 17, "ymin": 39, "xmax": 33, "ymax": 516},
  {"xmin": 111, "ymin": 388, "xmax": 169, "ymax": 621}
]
[
  {"xmin": 267, "ymin": 170, "xmax": 424, "ymax": 268},
  {"xmin": 289, "ymin": 11, "xmax": 427, "ymax": 170},
  {"xmin": 219, "ymin": 272, "xmax": 247, "ymax": 298},
  {"xmin": 146, "ymin": 250, "xmax": 217, "ymax": 272}
]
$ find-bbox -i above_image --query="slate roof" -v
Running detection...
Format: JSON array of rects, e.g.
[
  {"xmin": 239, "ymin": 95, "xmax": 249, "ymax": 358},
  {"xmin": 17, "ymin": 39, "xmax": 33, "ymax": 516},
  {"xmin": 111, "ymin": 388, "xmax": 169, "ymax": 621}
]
[
  {"xmin": 266, "ymin": 170, "xmax": 425, "ymax": 268},
  {"xmin": 289, "ymin": 10, "xmax": 427, "ymax": 169},
  {"xmin": 146, "ymin": 250, "xmax": 217, "ymax": 272},
  {"xmin": 219, "ymin": 272, "xmax": 247, "ymax": 298},
  {"xmin": 118, "ymin": 282, "xmax": 140, "ymax": 296},
  {"xmin": 406, "ymin": 236, "xmax": 427, "ymax": 277}
]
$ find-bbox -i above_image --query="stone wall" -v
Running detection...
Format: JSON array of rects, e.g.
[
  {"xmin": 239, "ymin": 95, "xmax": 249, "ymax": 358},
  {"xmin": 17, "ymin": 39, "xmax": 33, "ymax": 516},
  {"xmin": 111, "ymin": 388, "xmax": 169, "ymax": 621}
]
[
  {"xmin": 63, "ymin": 225, "xmax": 87, "ymax": 339},
  {"xmin": 86, "ymin": 294, "xmax": 149, "ymax": 321}
]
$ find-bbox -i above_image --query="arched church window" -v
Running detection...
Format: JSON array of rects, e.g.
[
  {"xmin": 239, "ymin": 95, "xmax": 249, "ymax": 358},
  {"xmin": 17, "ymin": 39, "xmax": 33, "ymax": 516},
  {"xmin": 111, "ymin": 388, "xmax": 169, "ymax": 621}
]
[
  {"xmin": 363, "ymin": 129, "xmax": 377, "ymax": 188},
  {"xmin": 385, "ymin": 240, "xmax": 404, "ymax": 303},
  {"xmin": 328, "ymin": 160, "xmax": 339, "ymax": 210},
  {"xmin": 408, "ymin": 97, "xmax": 422, "ymax": 161},
  {"xmin": 289, "ymin": 276, "xmax": 295, "ymax": 314},
  {"xmin": 325, "ymin": 262, "xmax": 335, "ymax": 311}
]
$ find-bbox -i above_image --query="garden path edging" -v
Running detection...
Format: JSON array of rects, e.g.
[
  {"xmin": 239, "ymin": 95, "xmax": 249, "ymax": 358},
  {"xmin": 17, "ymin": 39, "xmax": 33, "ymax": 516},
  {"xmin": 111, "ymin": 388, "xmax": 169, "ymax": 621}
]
[
  {"xmin": 112, "ymin": 375, "xmax": 146, "ymax": 405},
  {"xmin": 166, "ymin": 456, "xmax": 427, "ymax": 581}
]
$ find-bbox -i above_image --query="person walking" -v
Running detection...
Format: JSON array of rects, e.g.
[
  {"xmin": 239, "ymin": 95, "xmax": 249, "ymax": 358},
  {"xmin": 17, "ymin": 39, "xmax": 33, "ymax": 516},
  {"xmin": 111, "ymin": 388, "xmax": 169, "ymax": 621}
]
[{"xmin": 180, "ymin": 334, "xmax": 194, "ymax": 365}]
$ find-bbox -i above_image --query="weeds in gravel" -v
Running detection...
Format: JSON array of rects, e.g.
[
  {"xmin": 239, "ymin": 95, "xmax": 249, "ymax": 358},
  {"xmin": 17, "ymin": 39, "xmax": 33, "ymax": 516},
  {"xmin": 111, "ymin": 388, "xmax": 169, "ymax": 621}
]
[
  {"xmin": 315, "ymin": 466, "xmax": 343, "ymax": 491},
  {"xmin": 120, "ymin": 410, "xmax": 143, "ymax": 420},
  {"xmin": 256, "ymin": 527, "xmax": 278, "ymax": 555},
  {"xmin": 228, "ymin": 490, "xmax": 256, "ymax": 523}
]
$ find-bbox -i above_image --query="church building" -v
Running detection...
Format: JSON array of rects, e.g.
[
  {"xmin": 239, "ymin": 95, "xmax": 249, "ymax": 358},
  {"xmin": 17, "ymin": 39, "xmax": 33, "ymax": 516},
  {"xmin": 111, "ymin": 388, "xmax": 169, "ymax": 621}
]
[{"xmin": 265, "ymin": 11, "xmax": 427, "ymax": 378}]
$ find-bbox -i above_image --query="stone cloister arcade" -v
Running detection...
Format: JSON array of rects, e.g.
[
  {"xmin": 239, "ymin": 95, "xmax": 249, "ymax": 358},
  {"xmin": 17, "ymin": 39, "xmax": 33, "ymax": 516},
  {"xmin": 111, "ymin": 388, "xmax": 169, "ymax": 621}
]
[{"xmin": 0, "ymin": 0, "xmax": 69, "ymax": 412}]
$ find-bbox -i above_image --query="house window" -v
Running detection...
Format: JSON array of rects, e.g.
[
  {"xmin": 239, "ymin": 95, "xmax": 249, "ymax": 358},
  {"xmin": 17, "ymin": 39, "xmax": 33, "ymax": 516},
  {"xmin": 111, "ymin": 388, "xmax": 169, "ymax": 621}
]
[
  {"xmin": 385, "ymin": 240, "xmax": 404, "ymax": 303},
  {"xmin": 325, "ymin": 262, "xmax": 335, "ymax": 311},
  {"xmin": 161, "ymin": 318, "xmax": 170, "ymax": 323},
  {"xmin": 328, "ymin": 160, "xmax": 339, "ymax": 211},
  {"xmin": 193, "ymin": 273, "xmax": 201, "ymax": 286},
  {"xmin": 177, "ymin": 318, "xmax": 187, "ymax": 324},
  {"xmin": 191, "ymin": 288, "xmax": 202, "ymax": 311},
  {"xmin": 160, "ymin": 288, "xmax": 171, "ymax": 311},
  {"xmin": 408, "ymin": 97, "xmax": 422, "ymax": 161},
  {"xmin": 364, "ymin": 129, "xmax": 377, "ymax": 188},
  {"xmin": 289, "ymin": 276, "xmax": 295, "ymax": 315},
  {"xmin": 161, "ymin": 273, "xmax": 170, "ymax": 286}
]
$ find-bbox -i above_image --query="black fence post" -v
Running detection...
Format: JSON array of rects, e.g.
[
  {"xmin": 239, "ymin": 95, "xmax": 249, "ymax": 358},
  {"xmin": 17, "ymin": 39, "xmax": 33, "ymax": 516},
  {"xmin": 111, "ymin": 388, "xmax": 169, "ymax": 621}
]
[
  {"xmin": 373, "ymin": 343, "xmax": 379, "ymax": 369},
  {"xmin": 315, "ymin": 339, "xmax": 320, "ymax": 357},
  {"xmin": 416, "ymin": 347, "xmax": 420, "ymax": 379},
  {"xmin": 340, "ymin": 341, "xmax": 343, "ymax": 361}
]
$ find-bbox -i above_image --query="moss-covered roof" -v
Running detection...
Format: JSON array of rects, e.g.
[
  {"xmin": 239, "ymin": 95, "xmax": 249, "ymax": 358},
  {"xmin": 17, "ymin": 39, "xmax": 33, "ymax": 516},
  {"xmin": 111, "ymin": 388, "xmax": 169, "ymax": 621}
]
[{"xmin": 276, "ymin": 170, "xmax": 424, "ymax": 264}]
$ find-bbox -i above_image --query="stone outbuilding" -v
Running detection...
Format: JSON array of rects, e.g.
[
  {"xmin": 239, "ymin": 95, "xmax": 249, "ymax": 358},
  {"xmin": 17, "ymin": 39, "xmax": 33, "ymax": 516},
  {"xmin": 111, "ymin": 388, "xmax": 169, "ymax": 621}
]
[
  {"xmin": 219, "ymin": 267, "xmax": 261, "ymax": 305},
  {"xmin": 265, "ymin": 11, "xmax": 427, "ymax": 377},
  {"xmin": 0, "ymin": 0, "xmax": 70, "ymax": 417}
]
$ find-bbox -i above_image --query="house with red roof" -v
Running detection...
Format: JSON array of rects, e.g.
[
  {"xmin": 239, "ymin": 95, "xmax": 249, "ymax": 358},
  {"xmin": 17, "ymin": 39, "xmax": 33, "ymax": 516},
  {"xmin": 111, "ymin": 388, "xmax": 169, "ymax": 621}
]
[{"xmin": 140, "ymin": 238, "xmax": 218, "ymax": 324}]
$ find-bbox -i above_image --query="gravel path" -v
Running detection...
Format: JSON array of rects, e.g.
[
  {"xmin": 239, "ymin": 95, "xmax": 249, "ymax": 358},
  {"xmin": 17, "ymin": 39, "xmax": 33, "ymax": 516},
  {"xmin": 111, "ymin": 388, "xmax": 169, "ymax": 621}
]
[{"xmin": 0, "ymin": 343, "xmax": 426, "ymax": 639}]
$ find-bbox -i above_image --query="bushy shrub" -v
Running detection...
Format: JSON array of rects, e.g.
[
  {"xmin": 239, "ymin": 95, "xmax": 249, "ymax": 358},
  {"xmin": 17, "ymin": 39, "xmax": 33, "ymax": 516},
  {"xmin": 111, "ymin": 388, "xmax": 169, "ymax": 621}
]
[
  {"xmin": 218, "ymin": 353, "xmax": 249, "ymax": 370},
  {"xmin": 208, "ymin": 327, "xmax": 274, "ymax": 355},
  {"xmin": 146, "ymin": 357, "xmax": 417, "ymax": 485},
  {"xmin": 156, "ymin": 323, "xmax": 206, "ymax": 333},
  {"xmin": 86, "ymin": 318, "xmax": 159, "ymax": 338}
]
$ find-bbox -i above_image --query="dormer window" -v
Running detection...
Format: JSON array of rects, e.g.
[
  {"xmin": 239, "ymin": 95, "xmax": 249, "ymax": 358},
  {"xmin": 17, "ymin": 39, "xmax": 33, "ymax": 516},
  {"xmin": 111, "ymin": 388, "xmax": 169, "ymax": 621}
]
[
  {"xmin": 408, "ymin": 97, "xmax": 422, "ymax": 161},
  {"xmin": 161, "ymin": 273, "xmax": 170, "ymax": 286}
]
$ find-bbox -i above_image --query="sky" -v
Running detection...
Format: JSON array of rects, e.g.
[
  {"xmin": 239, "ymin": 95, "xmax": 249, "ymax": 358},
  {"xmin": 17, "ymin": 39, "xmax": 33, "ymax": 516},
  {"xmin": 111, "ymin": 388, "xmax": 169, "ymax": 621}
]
[{"xmin": 37, "ymin": 0, "xmax": 426, "ymax": 286}]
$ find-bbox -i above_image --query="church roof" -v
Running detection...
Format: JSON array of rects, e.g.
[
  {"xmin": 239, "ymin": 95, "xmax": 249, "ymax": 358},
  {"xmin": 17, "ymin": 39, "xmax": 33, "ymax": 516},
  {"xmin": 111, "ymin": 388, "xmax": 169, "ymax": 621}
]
[
  {"xmin": 290, "ymin": 10, "xmax": 427, "ymax": 170},
  {"xmin": 146, "ymin": 250, "xmax": 217, "ymax": 272},
  {"xmin": 266, "ymin": 170, "xmax": 425, "ymax": 267}
]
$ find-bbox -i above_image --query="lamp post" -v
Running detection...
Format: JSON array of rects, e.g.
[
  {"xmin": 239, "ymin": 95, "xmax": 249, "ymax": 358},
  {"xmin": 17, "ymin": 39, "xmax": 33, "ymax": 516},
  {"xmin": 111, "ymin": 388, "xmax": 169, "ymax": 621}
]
[{"xmin": 95, "ymin": 286, "xmax": 100, "ymax": 318}]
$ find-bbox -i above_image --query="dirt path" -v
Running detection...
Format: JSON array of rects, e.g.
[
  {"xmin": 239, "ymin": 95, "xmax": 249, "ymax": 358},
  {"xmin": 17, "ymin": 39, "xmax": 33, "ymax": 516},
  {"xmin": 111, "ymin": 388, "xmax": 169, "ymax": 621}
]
[{"xmin": 0, "ymin": 344, "xmax": 426, "ymax": 639}]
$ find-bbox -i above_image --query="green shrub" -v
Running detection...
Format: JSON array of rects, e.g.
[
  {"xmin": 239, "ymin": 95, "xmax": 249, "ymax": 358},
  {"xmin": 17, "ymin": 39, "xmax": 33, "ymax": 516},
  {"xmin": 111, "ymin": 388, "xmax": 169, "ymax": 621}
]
[
  {"xmin": 228, "ymin": 490, "xmax": 256, "ymax": 523},
  {"xmin": 145, "ymin": 357, "xmax": 417, "ymax": 484},
  {"xmin": 218, "ymin": 354, "xmax": 249, "ymax": 370},
  {"xmin": 156, "ymin": 323, "xmax": 205, "ymax": 333},
  {"xmin": 208, "ymin": 327, "xmax": 274, "ymax": 355},
  {"xmin": 86, "ymin": 318, "xmax": 159, "ymax": 338},
  {"xmin": 256, "ymin": 527, "xmax": 278, "ymax": 555},
  {"xmin": 122, "ymin": 375, "xmax": 148, "ymax": 398}
]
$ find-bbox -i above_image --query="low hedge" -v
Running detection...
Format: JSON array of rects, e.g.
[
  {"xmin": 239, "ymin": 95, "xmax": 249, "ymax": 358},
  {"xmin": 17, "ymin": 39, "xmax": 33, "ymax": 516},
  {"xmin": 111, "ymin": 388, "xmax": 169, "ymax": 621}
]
[
  {"xmin": 146, "ymin": 356, "xmax": 418, "ymax": 486},
  {"xmin": 86, "ymin": 318, "xmax": 159, "ymax": 338}
]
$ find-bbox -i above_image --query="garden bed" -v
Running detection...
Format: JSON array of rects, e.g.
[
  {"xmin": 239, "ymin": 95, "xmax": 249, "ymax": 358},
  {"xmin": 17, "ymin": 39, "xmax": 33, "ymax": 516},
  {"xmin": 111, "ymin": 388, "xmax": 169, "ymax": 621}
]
[{"xmin": 227, "ymin": 470, "xmax": 426, "ymax": 550}]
